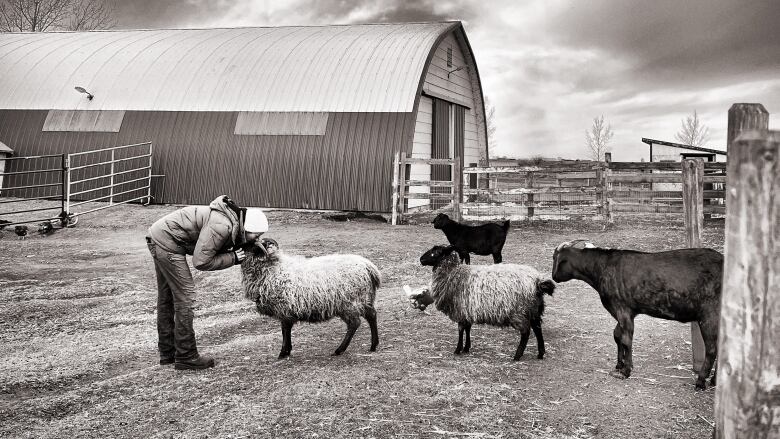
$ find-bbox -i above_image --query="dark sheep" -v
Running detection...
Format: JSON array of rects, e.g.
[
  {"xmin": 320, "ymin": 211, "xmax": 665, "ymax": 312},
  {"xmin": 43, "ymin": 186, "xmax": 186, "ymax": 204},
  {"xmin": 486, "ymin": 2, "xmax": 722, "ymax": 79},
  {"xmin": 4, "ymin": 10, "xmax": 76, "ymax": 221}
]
[
  {"xmin": 432, "ymin": 213, "xmax": 510, "ymax": 264},
  {"xmin": 420, "ymin": 245, "xmax": 556, "ymax": 360},
  {"xmin": 551, "ymin": 240, "xmax": 723, "ymax": 390}
]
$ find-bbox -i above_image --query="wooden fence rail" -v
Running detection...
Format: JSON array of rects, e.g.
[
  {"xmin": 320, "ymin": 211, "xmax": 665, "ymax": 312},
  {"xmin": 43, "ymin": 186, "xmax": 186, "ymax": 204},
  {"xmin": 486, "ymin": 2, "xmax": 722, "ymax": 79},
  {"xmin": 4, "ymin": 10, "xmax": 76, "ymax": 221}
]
[{"xmin": 390, "ymin": 156, "xmax": 728, "ymax": 224}]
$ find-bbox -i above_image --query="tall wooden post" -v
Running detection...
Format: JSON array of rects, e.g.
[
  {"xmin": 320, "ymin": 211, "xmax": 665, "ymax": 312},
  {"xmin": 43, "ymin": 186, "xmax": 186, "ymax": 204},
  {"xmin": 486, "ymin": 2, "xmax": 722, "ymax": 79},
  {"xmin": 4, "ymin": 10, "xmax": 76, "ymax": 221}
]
[
  {"xmin": 526, "ymin": 171, "xmax": 535, "ymax": 218},
  {"xmin": 452, "ymin": 156, "xmax": 462, "ymax": 222},
  {"xmin": 390, "ymin": 152, "xmax": 400, "ymax": 225},
  {"xmin": 715, "ymin": 130, "xmax": 780, "ymax": 438},
  {"xmin": 727, "ymin": 104, "xmax": 769, "ymax": 153},
  {"xmin": 682, "ymin": 158, "xmax": 706, "ymax": 372}
]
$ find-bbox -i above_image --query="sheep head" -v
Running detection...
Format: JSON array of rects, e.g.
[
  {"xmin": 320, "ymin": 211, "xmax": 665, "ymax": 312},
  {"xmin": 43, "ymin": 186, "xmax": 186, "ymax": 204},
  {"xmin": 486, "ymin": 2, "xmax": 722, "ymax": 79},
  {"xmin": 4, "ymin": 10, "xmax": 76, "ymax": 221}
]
[
  {"xmin": 420, "ymin": 245, "xmax": 460, "ymax": 268},
  {"xmin": 246, "ymin": 237, "xmax": 279, "ymax": 259},
  {"xmin": 552, "ymin": 240, "xmax": 596, "ymax": 282}
]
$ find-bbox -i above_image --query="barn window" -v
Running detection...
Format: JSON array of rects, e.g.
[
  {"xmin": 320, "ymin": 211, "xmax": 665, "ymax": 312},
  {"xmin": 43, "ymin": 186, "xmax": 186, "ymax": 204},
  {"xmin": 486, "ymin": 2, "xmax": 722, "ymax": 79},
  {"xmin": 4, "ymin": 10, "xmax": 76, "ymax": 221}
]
[
  {"xmin": 447, "ymin": 47, "xmax": 453, "ymax": 67},
  {"xmin": 234, "ymin": 112, "xmax": 328, "ymax": 135},
  {"xmin": 43, "ymin": 110, "xmax": 124, "ymax": 132}
]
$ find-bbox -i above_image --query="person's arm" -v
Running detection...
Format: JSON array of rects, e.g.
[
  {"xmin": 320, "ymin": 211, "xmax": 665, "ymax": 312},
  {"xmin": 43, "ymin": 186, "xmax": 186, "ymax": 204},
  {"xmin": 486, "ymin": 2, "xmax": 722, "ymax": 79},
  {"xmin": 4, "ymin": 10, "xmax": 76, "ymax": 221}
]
[{"xmin": 192, "ymin": 221, "xmax": 238, "ymax": 271}]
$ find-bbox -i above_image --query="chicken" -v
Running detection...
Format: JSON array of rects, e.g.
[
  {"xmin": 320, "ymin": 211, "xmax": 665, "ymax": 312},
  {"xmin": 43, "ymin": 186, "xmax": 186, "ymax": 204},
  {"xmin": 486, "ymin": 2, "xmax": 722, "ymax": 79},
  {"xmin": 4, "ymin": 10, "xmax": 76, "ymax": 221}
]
[
  {"xmin": 14, "ymin": 225, "xmax": 28, "ymax": 239},
  {"xmin": 38, "ymin": 221, "xmax": 53, "ymax": 235},
  {"xmin": 404, "ymin": 285, "xmax": 435, "ymax": 312}
]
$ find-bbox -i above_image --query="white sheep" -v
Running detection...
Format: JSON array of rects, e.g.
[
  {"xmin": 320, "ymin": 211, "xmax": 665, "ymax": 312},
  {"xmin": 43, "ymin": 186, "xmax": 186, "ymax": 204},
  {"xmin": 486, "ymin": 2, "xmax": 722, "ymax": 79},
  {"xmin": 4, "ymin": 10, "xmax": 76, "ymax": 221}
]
[
  {"xmin": 419, "ymin": 245, "xmax": 556, "ymax": 360},
  {"xmin": 241, "ymin": 238, "xmax": 381, "ymax": 358}
]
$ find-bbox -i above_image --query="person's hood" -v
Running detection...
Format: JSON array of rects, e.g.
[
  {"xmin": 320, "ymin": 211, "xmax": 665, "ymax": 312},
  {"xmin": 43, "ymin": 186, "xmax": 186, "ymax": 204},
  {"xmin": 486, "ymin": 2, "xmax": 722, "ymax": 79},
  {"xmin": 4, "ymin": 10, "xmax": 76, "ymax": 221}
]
[{"xmin": 209, "ymin": 195, "xmax": 243, "ymax": 247}]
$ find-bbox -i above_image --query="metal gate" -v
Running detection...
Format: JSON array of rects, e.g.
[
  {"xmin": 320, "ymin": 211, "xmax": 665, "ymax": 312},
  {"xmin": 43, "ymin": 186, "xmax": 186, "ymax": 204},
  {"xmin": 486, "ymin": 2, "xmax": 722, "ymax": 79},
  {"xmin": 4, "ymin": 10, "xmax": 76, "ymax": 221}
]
[
  {"xmin": 65, "ymin": 142, "xmax": 153, "ymax": 219},
  {"xmin": 0, "ymin": 142, "xmax": 152, "ymax": 230}
]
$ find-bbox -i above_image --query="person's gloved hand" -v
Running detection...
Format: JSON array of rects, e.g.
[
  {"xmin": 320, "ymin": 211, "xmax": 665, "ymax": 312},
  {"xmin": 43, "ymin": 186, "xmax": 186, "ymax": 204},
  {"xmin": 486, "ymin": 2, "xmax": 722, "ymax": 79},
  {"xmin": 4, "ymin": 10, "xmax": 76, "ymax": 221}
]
[{"xmin": 234, "ymin": 248, "xmax": 246, "ymax": 264}]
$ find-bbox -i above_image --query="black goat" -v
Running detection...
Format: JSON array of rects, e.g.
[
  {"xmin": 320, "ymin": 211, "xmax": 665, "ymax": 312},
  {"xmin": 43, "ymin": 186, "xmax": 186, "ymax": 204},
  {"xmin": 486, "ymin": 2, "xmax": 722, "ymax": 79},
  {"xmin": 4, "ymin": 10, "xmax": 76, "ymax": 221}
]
[
  {"xmin": 551, "ymin": 240, "xmax": 723, "ymax": 390},
  {"xmin": 432, "ymin": 213, "xmax": 510, "ymax": 264}
]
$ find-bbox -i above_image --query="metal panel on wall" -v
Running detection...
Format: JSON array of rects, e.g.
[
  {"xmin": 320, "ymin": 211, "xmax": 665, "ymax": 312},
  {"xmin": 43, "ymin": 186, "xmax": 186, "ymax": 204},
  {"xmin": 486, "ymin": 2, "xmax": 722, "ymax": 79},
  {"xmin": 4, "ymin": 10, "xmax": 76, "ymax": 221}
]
[{"xmin": 0, "ymin": 110, "xmax": 414, "ymax": 212}]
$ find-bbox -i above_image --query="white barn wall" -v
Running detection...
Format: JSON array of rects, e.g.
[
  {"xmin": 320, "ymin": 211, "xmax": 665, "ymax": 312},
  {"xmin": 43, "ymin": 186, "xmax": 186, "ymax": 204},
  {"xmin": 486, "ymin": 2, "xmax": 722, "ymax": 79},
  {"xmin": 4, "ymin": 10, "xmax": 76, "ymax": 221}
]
[
  {"xmin": 410, "ymin": 31, "xmax": 483, "ymax": 209},
  {"xmin": 409, "ymin": 95, "xmax": 432, "ymax": 209}
]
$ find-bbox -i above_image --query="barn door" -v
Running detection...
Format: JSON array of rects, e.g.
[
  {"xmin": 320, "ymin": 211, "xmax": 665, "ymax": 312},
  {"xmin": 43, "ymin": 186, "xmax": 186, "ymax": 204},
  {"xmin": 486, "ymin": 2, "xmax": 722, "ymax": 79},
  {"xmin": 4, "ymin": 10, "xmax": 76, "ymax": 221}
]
[{"xmin": 431, "ymin": 98, "xmax": 464, "ymax": 209}]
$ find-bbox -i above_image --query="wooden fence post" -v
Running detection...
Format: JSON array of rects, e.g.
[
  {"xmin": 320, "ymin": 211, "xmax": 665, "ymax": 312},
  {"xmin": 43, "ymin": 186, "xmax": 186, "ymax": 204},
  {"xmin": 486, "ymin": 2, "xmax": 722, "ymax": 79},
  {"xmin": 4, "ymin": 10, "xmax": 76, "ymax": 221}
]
[
  {"xmin": 452, "ymin": 156, "xmax": 462, "ymax": 222},
  {"xmin": 682, "ymin": 158, "xmax": 706, "ymax": 372},
  {"xmin": 715, "ymin": 130, "xmax": 780, "ymax": 438},
  {"xmin": 604, "ymin": 157, "xmax": 613, "ymax": 224},
  {"xmin": 526, "ymin": 171, "xmax": 535, "ymax": 218},
  {"xmin": 398, "ymin": 154, "xmax": 408, "ymax": 223},
  {"xmin": 727, "ymin": 104, "xmax": 769, "ymax": 152},
  {"xmin": 390, "ymin": 152, "xmax": 400, "ymax": 225}
]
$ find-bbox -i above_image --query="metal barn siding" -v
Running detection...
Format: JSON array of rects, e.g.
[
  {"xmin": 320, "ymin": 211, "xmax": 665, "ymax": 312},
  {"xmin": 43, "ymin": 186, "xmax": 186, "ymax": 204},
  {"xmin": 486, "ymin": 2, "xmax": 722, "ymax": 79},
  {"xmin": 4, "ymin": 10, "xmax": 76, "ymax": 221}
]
[
  {"xmin": 0, "ymin": 23, "xmax": 457, "ymax": 113},
  {"xmin": 0, "ymin": 110, "xmax": 414, "ymax": 211}
]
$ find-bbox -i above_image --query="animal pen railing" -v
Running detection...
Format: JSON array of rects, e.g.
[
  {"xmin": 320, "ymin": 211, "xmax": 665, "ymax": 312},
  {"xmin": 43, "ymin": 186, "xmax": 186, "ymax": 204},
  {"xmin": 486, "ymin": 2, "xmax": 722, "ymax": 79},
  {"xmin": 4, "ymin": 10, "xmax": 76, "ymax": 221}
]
[
  {"xmin": 390, "ymin": 154, "xmax": 727, "ymax": 225},
  {"xmin": 0, "ymin": 142, "xmax": 153, "ymax": 228}
]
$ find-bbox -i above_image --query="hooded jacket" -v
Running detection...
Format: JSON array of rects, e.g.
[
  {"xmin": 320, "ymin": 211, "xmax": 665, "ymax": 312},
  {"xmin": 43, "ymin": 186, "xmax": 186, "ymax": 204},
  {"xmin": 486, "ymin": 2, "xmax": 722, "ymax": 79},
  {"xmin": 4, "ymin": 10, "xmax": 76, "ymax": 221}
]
[{"xmin": 148, "ymin": 195, "xmax": 244, "ymax": 271}]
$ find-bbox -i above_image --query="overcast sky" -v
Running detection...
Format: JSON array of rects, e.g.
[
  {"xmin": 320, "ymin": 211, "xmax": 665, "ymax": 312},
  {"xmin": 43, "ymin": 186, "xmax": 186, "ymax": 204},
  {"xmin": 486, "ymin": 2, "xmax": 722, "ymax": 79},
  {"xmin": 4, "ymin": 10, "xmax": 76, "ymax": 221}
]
[{"xmin": 113, "ymin": 0, "xmax": 780, "ymax": 160}]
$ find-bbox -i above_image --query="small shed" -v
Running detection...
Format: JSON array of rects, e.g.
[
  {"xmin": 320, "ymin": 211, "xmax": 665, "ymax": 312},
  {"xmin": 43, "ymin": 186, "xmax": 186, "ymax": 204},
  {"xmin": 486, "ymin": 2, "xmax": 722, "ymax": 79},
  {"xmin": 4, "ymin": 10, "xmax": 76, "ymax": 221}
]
[
  {"xmin": 0, "ymin": 141, "xmax": 13, "ymax": 195},
  {"xmin": 641, "ymin": 138, "xmax": 727, "ymax": 192}
]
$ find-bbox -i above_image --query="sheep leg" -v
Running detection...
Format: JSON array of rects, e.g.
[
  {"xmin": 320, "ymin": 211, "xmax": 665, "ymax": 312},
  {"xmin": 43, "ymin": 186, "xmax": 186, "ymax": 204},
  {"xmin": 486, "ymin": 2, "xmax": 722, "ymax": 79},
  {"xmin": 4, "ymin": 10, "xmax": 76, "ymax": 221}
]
[
  {"xmin": 333, "ymin": 313, "xmax": 361, "ymax": 356},
  {"xmin": 455, "ymin": 322, "xmax": 467, "ymax": 354},
  {"xmin": 696, "ymin": 318, "xmax": 719, "ymax": 390},
  {"xmin": 278, "ymin": 320, "xmax": 294, "ymax": 359},
  {"xmin": 492, "ymin": 252, "xmax": 502, "ymax": 264},
  {"xmin": 613, "ymin": 323, "xmax": 625, "ymax": 371},
  {"xmin": 364, "ymin": 306, "xmax": 379, "ymax": 352},
  {"xmin": 531, "ymin": 319, "xmax": 545, "ymax": 359},
  {"xmin": 514, "ymin": 327, "xmax": 531, "ymax": 361},
  {"xmin": 463, "ymin": 322, "xmax": 472, "ymax": 353}
]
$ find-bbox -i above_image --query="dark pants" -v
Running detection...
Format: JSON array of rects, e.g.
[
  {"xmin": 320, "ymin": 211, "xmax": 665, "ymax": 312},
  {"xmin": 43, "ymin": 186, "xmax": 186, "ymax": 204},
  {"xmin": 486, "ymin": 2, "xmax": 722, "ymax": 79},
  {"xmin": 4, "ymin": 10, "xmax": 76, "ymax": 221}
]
[{"xmin": 146, "ymin": 237, "xmax": 199, "ymax": 361}]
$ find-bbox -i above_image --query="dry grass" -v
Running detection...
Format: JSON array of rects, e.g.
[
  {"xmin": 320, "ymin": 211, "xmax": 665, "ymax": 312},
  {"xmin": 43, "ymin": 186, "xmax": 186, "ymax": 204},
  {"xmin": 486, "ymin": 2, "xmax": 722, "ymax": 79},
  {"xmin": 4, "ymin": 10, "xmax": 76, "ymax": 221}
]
[{"xmin": 0, "ymin": 201, "xmax": 722, "ymax": 438}]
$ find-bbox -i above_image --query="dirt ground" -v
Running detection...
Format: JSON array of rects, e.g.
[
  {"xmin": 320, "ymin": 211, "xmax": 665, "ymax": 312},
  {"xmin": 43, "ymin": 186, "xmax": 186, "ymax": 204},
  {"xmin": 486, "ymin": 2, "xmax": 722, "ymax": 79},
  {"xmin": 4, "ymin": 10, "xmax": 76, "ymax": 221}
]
[{"xmin": 0, "ymin": 201, "xmax": 725, "ymax": 438}]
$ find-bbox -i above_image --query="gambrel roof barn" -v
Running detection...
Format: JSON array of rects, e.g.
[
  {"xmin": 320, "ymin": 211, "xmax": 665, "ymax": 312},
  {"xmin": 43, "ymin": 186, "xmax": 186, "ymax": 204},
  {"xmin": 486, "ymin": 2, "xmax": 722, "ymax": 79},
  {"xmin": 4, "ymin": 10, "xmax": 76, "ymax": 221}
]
[{"xmin": 0, "ymin": 22, "xmax": 488, "ymax": 211}]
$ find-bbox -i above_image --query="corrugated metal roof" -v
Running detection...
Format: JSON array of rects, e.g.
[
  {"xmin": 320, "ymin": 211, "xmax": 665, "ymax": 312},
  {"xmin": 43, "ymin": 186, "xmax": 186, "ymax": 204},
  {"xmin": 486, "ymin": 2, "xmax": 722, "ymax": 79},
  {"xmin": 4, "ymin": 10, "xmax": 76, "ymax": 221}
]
[{"xmin": 0, "ymin": 22, "xmax": 458, "ymax": 112}]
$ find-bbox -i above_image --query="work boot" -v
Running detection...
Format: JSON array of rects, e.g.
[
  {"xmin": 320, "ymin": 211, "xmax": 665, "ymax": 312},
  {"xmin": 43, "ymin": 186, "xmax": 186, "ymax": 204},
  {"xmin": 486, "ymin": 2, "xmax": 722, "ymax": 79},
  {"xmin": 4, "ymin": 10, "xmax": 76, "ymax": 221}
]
[{"xmin": 174, "ymin": 355, "xmax": 215, "ymax": 370}]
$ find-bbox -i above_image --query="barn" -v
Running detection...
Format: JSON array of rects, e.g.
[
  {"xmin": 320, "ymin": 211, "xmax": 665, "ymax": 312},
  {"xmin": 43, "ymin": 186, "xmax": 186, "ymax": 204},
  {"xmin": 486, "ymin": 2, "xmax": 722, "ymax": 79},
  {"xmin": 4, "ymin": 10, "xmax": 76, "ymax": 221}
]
[{"xmin": 0, "ymin": 22, "xmax": 488, "ymax": 212}]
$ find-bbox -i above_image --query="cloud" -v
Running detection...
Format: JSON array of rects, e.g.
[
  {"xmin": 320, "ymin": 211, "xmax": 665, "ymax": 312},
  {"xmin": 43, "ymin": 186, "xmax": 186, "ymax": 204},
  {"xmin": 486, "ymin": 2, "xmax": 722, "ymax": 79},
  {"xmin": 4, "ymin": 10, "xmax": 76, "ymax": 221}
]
[{"xmin": 108, "ymin": 0, "xmax": 780, "ymax": 161}]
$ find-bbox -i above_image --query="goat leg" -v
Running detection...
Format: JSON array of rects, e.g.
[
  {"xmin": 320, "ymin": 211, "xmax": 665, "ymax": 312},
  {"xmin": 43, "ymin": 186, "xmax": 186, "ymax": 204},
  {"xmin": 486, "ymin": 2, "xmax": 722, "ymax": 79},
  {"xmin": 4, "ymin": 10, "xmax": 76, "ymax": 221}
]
[
  {"xmin": 696, "ymin": 319, "xmax": 719, "ymax": 390},
  {"xmin": 613, "ymin": 323, "xmax": 625, "ymax": 370}
]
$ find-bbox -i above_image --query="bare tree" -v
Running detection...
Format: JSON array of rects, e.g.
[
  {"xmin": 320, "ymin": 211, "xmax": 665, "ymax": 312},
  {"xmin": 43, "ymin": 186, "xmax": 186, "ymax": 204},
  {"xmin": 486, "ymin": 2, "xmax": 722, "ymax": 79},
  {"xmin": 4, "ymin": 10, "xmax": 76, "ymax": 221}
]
[
  {"xmin": 484, "ymin": 96, "xmax": 497, "ymax": 157},
  {"xmin": 0, "ymin": 0, "xmax": 115, "ymax": 32},
  {"xmin": 585, "ymin": 115, "xmax": 614, "ymax": 162},
  {"xmin": 68, "ymin": 0, "xmax": 114, "ymax": 30},
  {"xmin": 674, "ymin": 110, "xmax": 711, "ymax": 147}
]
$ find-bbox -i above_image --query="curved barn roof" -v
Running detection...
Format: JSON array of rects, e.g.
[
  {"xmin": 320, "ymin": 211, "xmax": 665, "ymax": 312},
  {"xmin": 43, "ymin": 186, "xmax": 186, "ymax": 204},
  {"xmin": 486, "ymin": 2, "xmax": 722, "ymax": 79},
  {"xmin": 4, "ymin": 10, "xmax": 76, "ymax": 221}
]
[{"xmin": 0, "ymin": 22, "xmax": 459, "ymax": 112}]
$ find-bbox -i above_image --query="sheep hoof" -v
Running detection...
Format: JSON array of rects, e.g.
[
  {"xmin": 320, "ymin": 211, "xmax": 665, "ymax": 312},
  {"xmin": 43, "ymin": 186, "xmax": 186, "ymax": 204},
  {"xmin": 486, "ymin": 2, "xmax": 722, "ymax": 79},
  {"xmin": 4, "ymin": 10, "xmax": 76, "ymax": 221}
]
[
  {"xmin": 369, "ymin": 346, "xmax": 378, "ymax": 352},
  {"xmin": 513, "ymin": 355, "xmax": 522, "ymax": 361},
  {"xmin": 454, "ymin": 349, "xmax": 462, "ymax": 355},
  {"xmin": 278, "ymin": 352, "xmax": 290, "ymax": 359},
  {"xmin": 332, "ymin": 350, "xmax": 344, "ymax": 356},
  {"xmin": 695, "ymin": 379, "xmax": 707, "ymax": 391},
  {"xmin": 537, "ymin": 353, "xmax": 545, "ymax": 360}
]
